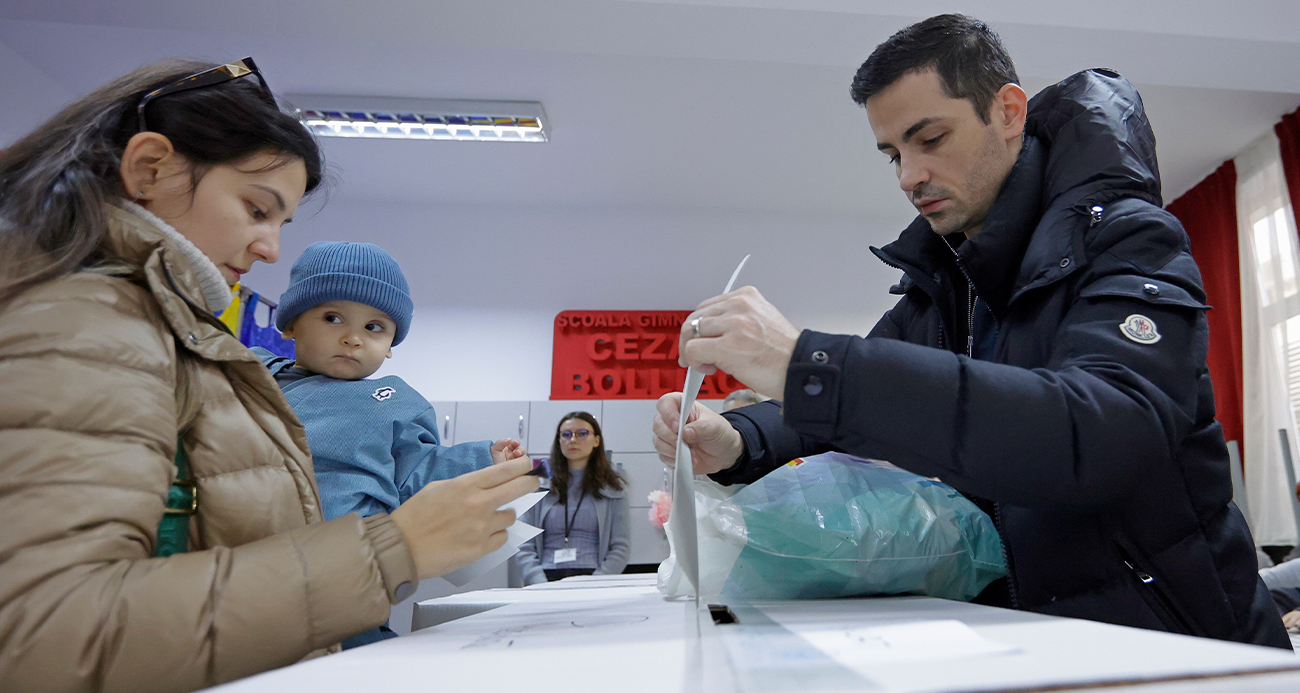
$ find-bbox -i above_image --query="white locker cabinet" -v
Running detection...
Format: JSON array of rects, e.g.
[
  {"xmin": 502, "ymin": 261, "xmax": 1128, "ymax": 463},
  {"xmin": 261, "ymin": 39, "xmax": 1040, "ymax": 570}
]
[
  {"xmin": 626, "ymin": 505, "xmax": 671, "ymax": 565},
  {"xmin": 600, "ymin": 399, "xmax": 661, "ymax": 453},
  {"xmin": 453, "ymin": 401, "xmax": 530, "ymax": 446},
  {"xmin": 526, "ymin": 400, "xmax": 602, "ymax": 455},
  {"xmin": 617, "ymin": 452, "xmax": 669, "ymax": 512},
  {"xmin": 427, "ymin": 401, "xmax": 457, "ymax": 445}
]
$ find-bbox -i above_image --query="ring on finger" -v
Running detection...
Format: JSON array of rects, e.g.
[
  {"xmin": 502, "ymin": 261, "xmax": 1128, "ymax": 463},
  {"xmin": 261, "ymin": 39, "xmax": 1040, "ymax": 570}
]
[{"xmin": 691, "ymin": 317, "xmax": 701, "ymax": 338}]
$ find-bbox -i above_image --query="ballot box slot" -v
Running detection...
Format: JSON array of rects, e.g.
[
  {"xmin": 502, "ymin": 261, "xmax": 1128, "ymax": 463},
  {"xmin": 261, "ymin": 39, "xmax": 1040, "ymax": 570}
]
[{"xmin": 708, "ymin": 603, "xmax": 738, "ymax": 625}]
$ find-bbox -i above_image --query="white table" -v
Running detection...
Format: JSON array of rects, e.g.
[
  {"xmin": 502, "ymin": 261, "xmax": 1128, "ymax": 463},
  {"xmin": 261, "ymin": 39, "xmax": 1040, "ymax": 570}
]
[{"xmin": 213, "ymin": 574, "xmax": 1300, "ymax": 692}]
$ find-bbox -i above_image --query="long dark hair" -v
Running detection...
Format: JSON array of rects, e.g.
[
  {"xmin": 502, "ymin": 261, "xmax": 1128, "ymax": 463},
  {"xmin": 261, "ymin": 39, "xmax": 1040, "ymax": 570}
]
[
  {"xmin": 0, "ymin": 59, "xmax": 324, "ymax": 301},
  {"xmin": 549, "ymin": 411, "xmax": 624, "ymax": 503}
]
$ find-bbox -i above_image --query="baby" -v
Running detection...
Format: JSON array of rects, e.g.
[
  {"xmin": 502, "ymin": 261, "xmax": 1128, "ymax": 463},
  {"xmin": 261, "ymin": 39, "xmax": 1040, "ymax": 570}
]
[
  {"xmin": 253, "ymin": 241, "xmax": 525, "ymax": 647},
  {"xmin": 255, "ymin": 241, "xmax": 524, "ymax": 523}
]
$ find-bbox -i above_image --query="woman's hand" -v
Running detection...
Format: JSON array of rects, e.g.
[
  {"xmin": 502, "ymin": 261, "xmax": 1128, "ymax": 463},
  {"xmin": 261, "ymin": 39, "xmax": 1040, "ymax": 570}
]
[
  {"xmin": 390, "ymin": 457, "xmax": 539, "ymax": 580},
  {"xmin": 490, "ymin": 438, "xmax": 527, "ymax": 465},
  {"xmin": 1283, "ymin": 609, "xmax": 1300, "ymax": 630}
]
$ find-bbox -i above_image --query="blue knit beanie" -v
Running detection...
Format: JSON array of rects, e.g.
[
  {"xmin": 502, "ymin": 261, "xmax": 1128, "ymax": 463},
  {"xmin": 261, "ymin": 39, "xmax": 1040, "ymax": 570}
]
[{"xmin": 276, "ymin": 242, "xmax": 414, "ymax": 345}]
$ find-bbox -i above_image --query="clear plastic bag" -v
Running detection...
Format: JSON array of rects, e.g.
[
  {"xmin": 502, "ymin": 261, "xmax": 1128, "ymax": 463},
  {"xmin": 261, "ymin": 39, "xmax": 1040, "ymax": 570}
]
[{"xmin": 659, "ymin": 452, "xmax": 1006, "ymax": 601}]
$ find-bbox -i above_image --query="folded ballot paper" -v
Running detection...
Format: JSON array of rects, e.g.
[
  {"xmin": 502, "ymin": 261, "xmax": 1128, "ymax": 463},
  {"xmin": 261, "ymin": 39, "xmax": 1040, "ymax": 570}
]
[
  {"xmin": 441, "ymin": 491, "xmax": 546, "ymax": 587},
  {"xmin": 668, "ymin": 254, "xmax": 751, "ymax": 603}
]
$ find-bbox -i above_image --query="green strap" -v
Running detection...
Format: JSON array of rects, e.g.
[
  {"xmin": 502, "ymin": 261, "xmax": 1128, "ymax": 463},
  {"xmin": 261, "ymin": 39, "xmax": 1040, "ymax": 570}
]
[{"xmin": 153, "ymin": 436, "xmax": 195, "ymax": 558}]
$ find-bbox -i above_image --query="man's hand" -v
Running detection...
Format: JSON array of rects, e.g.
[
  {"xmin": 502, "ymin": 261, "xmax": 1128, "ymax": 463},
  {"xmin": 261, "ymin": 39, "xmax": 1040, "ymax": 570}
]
[
  {"xmin": 490, "ymin": 438, "xmax": 526, "ymax": 465},
  {"xmin": 678, "ymin": 286, "xmax": 799, "ymax": 400},
  {"xmin": 651, "ymin": 393, "xmax": 745, "ymax": 475},
  {"xmin": 390, "ymin": 457, "xmax": 539, "ymax": 580}
]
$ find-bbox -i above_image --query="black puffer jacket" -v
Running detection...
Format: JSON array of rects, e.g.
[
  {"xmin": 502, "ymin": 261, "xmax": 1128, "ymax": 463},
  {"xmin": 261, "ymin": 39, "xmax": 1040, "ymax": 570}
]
[{"xmin": 718, "ymin": 69, "xmax": 1290, "ymax": 649}]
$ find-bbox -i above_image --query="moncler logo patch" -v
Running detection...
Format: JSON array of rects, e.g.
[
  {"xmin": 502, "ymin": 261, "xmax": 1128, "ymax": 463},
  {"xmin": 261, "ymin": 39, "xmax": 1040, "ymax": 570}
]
[
  {"xmin": 1120, "ymin": 314, "xmax": 1161, "ymax": 344},
  {"xmin": 372, "ymin": 386, "xmax": 396, "ymax": 401}
]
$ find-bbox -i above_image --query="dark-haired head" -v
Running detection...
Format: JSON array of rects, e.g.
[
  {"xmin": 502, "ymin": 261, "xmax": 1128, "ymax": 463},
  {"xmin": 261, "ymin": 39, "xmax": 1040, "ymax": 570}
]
[
  {"xmin": 549, "ymin": 412, "xmax": 624, "ymax": 503},
  {"xmin": 851, "ymin": 15, "xmax": 1027, "ymax": 239},
  {"xmin": 850, "ymin": 14, "xmax": 1018, "ymax": 124},
  {"xmin": 0, "ymin": 58, "xmax": 325, "ymax": 300}
]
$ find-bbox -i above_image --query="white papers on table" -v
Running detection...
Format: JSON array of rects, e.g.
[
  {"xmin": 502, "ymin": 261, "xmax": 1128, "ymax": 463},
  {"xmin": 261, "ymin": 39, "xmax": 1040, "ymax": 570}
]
[
  {"xmin": 797, "ymin": 619, "xmax": 1018, "ymax": 667},
  {"xmin": 442, "ymin": 491, "xmax": 546, "ymax": 587}
]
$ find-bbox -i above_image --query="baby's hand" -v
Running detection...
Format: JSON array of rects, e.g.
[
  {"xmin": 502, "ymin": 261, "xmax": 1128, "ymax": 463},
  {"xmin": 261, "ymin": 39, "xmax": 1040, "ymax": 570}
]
[{"xmin": 490, "ymin": 438, "xmax": 527, "ymax": 465}]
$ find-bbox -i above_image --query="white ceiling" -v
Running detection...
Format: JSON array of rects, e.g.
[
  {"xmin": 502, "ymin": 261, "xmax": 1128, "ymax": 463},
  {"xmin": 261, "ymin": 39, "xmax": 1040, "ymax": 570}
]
[{"xmin": 2, "ymin": 1, "xmax": 1299, "ymax": 338}]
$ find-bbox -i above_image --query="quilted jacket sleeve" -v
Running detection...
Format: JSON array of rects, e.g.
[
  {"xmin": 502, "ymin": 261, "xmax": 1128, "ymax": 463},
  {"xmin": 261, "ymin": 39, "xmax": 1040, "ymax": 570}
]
[
  {"xmin": 779, "ymin": 216, "xmax": 1210, "ymax": 511},
  {"xmin": 0, "ymin": 276, "xmax": 399, "ymax": 693}
]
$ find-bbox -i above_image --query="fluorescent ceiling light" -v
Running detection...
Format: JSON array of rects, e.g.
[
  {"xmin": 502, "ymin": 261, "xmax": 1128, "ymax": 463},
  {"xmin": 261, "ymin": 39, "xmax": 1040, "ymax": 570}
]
[{"xmin": 286, "ymin": 96, "xmax": 548, "ymax": 142}]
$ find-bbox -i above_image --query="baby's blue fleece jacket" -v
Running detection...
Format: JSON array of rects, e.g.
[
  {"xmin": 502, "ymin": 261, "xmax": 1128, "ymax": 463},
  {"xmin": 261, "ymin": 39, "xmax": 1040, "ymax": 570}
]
[{"xmin": 253, "ymin": 348, "xmax": 492, "ymax": 520}]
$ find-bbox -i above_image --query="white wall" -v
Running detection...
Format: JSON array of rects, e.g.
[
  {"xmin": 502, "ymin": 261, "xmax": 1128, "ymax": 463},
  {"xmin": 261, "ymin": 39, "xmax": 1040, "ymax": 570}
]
[
  {"xmin": 245, "ymin": 198, "xmax": 908, "ymax": 401},
  {"xmin": 0, "ymin": 39, "xmax": 76, "ymax": 148},
  {"xmin": 375, "ymin": 309, "xmax": 556, "ymax": 401},
  {"xmin": 370, "ymin": 308, "xmax": 892, "ymax": 402}
]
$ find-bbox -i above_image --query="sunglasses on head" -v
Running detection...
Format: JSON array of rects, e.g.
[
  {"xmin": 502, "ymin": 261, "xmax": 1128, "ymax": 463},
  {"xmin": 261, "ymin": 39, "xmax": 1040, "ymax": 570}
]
[
  {"xmin": 559, "ymin": 429, "xmax": 591, "ymax": 441},
  {"xmin": 137, "ymin": 57, "xmax": 270, "ymax": 133}
]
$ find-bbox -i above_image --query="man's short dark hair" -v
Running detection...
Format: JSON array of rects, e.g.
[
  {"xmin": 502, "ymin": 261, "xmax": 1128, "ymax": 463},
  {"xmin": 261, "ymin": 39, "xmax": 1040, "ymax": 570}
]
[{"xmin": 850, "ymin": 14, "xmax": 1019, "ymax": 124}]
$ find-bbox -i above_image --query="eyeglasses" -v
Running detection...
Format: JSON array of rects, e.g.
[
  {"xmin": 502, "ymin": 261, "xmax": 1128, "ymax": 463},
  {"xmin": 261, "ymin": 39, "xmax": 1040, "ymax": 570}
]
[
  {"xmin": 559, "ymin": 429, "xmax": 591, "ymax": 441},
  {"xmin": 137, "ymin": 57, "xmax": 270, "ymax": 133}
]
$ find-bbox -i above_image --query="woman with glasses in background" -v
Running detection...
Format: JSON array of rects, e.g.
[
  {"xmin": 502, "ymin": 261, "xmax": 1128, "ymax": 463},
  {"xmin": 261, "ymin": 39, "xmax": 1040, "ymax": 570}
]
[
  {"xmin": 0, "ymin": 59, "xmax": 537, "ymax": 692},
  {"xmin": 514, "ymin": 412, "xmax": 630, "ymax": 585}
]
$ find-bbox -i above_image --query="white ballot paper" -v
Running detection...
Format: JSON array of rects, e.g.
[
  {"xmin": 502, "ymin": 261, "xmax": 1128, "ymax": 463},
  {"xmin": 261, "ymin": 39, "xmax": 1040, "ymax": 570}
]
[
  {"xmin": 669, "ymin": 254, "xmax": 750, "ymax": 603},
  {"xmin": 442, "ymin": 491, "xmax": 547, "ymax": 587},
  {"xmin": 797, "ymin": 619, "xmax": 1018, "ymax": 667}
]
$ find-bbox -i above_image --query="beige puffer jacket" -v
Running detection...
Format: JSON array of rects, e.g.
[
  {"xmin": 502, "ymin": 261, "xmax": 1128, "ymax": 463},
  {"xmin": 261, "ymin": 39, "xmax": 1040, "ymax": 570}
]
[{"xmin": 0, "ymin": 205, "xmax": 417, "ymax": 692}]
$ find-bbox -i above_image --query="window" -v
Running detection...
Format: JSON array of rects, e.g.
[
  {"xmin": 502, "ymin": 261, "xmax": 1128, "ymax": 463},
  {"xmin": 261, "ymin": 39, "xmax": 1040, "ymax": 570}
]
[
  {"xmin": 1246, "ymin": 182, "xmax": 1300, "ymax": 423},
  {"xmin": 1236, "ymin": 129, "xmax": 1300, "ymax": 545}
]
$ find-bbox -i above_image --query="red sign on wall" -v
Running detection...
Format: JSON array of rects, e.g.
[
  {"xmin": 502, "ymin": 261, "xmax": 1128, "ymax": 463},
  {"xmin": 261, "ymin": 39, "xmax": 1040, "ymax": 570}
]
[{"xmin": 550, "ymin": 310, "xmax": 749, "ymax": 400}]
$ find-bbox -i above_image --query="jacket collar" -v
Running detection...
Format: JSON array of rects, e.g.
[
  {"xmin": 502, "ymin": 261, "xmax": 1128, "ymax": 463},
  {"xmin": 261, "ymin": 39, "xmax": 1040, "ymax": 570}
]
[
  {"xmin": 953, "ymin": 135, "xmax": 1047, "ymax": 316},
  {"xmin": 873, "ymin": 136, "xmax": 1046, "ymax": 319},
  {"xmin": 112, "ymin": 201, "xmax": 232, "ymax": 314},
  {"xmin": 101, "ymin": 203, "xmax": 254, "ymax": 363},
  {"xmin": 103, "ymin": 202, "xmax": 232, "ymax": 313},
  {"xmin": 871, "ymin": 69, "xmax": 1163, "ymax": 317},
  {"xmin": 1025, "ymin": 68, "xmax": 1162, "ymax": 209}
]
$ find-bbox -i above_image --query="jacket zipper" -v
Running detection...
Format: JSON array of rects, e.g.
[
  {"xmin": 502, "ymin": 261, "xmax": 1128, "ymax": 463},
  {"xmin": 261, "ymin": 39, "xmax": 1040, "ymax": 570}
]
[
  {"xmin": 874, "ymin": 249, "xmax": 949, "ymax": 350},
  {"xmin": 1088, "ymin": 204, "xmax": 1104, "ymax": 227},
  {"xmin": 942, "ymin": 240, "xmax": 1020, "ymax": 608},
  {"xmin": 966, "ymin": 281, "xmax": 975, "ymax": 357},
  {"xmin": 943, "ymin": 240, "xmax": 979, "ymax": 358},
  {"xmin": 1116, "ymin": 544, "xmax": 1198, "ymax": 636}
]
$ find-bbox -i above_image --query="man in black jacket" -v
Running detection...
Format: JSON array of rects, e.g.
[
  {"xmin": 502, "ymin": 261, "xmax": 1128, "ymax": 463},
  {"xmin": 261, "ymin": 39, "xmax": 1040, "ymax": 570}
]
[{"xmin": 652, "ymin": 14, "xmax": 1291, "ymax": 649}]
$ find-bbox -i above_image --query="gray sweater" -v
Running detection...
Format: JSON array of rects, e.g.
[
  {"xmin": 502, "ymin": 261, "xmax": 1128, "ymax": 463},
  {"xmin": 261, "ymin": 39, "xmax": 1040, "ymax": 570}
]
[{"xmin": 514, "ymin": 474, "xmax": 631, "ymax": 585}]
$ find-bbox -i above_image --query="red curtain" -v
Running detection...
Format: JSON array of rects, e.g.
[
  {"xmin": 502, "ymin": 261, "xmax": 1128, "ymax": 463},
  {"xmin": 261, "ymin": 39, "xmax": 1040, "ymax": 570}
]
[
  {"xmin": 1277, "ymin": 108, "xmax": 1300, "ymax": 240},
  {"xmin": 1168, "ymin": 162, "xmax": 1243, "ymax": 449}
]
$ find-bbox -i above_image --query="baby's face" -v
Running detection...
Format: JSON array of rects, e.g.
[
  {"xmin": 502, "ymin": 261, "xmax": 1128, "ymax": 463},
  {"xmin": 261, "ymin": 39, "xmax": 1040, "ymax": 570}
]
[{"xmin": 281, "ymin": 300, "xmax": 396, "ymax": 380}]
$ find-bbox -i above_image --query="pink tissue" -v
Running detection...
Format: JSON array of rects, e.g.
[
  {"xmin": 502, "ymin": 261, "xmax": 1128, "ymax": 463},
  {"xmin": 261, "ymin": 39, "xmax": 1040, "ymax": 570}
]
[{"xmin": 647, "ymin": 490, "xmax": 672, "ymax": 529}]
